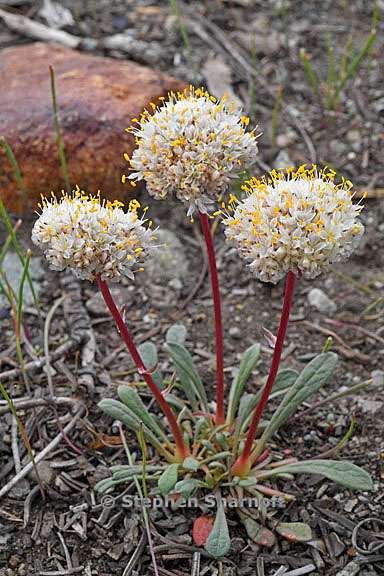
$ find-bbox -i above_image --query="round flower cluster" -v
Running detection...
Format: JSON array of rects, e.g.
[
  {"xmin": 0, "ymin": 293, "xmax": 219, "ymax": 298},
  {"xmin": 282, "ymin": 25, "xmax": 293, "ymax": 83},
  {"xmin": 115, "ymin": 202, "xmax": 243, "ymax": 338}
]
[
  {"xmin": 32, "ymin": 188, "xmax": 157, "ymax": 282},
  {"xmin": 125, "ymin": 86, "xmax": 259, "ymax": 215},
  {"xmin": 223, "ymin": 165, "xmax": 365, "ymax": 283}
]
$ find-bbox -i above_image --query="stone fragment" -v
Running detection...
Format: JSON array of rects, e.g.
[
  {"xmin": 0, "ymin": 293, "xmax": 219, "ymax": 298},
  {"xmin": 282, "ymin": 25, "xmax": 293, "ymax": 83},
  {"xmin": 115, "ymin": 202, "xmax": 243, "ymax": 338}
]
[
  {"xmin": 0, "ymin": 42, "xmax": 185, "ymax": 213},
  {"xmin": 229, "ymin": 326, "xmax": 241, "ymax": 339},
  {"xmin": 0, "ymin": 251, "xmax": 43, "ymax": 308},
  {"xmin": 356, "ymin": 397, "xmax": 383, "ymax": 414},
  {"xmin": 145, "ymin": 228, "xmax": 189, "ymax": 283},
  {"xmin": 308, "ymin": 288, "xmax": 337, "ymax": 314},
  {"xmin": 86, "ymin": 287, "xmax": 127, "ymax": 316}
]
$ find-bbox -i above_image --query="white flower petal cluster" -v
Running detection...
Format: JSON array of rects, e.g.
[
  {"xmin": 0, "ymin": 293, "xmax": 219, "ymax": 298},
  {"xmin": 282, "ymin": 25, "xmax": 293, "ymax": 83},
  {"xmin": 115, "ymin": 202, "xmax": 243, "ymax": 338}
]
[
  {"xmin": 126, "ymin": 87, "xmax": 259, "ymax": 216},
  {"xmin": 32, "ymin": 190, "xmax": 157, "ymax": 282},
  {"xmin": 223, "ymin": 166, "xmax": 364, "ymax": 283}
]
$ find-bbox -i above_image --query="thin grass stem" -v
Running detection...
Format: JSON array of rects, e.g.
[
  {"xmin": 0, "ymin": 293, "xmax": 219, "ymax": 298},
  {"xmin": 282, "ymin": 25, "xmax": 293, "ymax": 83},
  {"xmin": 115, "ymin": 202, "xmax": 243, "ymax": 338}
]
[
  {"xmin": 0, "ymin": 382, "xmax": 44, "ymax": 498},
  {"xmin": 0, "ymin": 201, "xmax": 40, "ymax": 316},
  {"xmin": 49, "ymin": 65, "xmax": 70, "ymax": 194},
  {"xmin": 119, "ymin": 424, "xmax": 160, "ymax": 576},
  {"xmin": 169, "ymin": 0, "xmax": 197, "ymax": 79},
  {"xmin": 1, "ymin": 139, "xmax": 29, "ymax": 209}
]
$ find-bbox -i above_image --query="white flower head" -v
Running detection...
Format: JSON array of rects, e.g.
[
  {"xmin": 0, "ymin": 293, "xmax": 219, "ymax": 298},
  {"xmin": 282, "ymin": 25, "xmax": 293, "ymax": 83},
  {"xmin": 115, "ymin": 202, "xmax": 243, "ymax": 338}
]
[
  {"xmin": 223, "ymin": 165, "xmax": 365, "ymax": 284},
  {"xmin": 124, "ymin": 86, "xmax": 259, "ymax": 216},
  {"xmin": 32, "ymin": 188, "xmax": 158, "ymax": 282}
]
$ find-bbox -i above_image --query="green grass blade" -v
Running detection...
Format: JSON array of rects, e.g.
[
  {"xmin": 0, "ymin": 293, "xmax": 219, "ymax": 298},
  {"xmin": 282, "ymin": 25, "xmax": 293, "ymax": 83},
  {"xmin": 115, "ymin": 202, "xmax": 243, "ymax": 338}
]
[
  {"xmin": 325, "ymin": 34, "xmax": 337, "ymax": 109},
  {"xmin": 49, "ymin": 65, "xmax": 70, "ymax": 193},
  {"xmin": 119, "ymin": 424, "xmax": 161, "ymax": 576},
  {"xmin": 326, "ymin": 35, "xmax": 337, "ymax": 87},
  {"xmin": 137, "ymin": 423, "xmax": 148, "ymax": 498},
  {"xmin": 1, "ymin": 139, "xmax": 28, "ymax": 208},
  {"xmin": 0, "ymin": 222, "xmax": 19, "ymax": 307},
  {"xmin": 17, "ymin": 249, "xmax": 31, "ymax": 335},
  {"xmin": 339, "ymin": 35, "xmax": 354, "ymax": 84},
  {"xmin": 280, "ymin": 0, "xmax": 290, "ymax": 51},
  {"xmin": 6, "ymin": 265, "xmax": 30, "ymax": 392},
  {"xmin": 0, "ymin": 219, "xmax": 21, "ymax": 268},
  {"xmin": 0, "ymin": 275, "xmax": 9, "ymax": 304},
  {"xmin": 14, "ymin": 250, "xmax": 32, "ymax": 391},
  {"xmin": 371, "ymin": 1, "xmax": 380, "ymax": 31},
  {"xmin": 169, "ymin": 0, "xmax": 196, "ymax": 79},
  {"xmin": 299, "ymin": 49, "xmax": 320, "ymax": 97},
  {"xmin": 0, "ymin": 201, "xmax": 40, "ymax": 316},
  {"xmin": 336, "ymin": 30, "xmax": 377, "ymax": 100}
]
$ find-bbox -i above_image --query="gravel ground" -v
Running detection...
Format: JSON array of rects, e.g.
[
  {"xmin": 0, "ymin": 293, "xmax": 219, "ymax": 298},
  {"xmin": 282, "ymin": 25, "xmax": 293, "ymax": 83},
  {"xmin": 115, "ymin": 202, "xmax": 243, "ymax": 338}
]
[{"xmin": 0, "ymin": 1, "xmax": 383, "ymax": 575}]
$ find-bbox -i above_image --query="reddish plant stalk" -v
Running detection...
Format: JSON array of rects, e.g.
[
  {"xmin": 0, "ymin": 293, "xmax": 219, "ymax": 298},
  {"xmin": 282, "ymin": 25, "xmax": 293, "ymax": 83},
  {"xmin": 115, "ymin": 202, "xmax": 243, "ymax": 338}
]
[
  {"xmin": 96, "ymin": 275, "xmax": 189, "ymax": 462},
  {"xmin": 199, "ymin": 212, "xmax": 225, "ymax": 425},
  {"xmin": 232, "ymin": 271, "xmax": 296, "ymax": 477}
]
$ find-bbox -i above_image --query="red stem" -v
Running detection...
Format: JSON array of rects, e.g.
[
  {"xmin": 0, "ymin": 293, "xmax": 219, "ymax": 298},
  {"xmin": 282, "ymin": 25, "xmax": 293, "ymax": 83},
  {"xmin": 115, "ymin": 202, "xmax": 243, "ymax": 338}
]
[
  {"xmin": 96, "ymin": 275, "xmax": 189, "ymax": 461},
  {"xmin": 232, "ymin": 271, "xmax": 296, "ymax": 476},
  {"xmin": 199, "ymin": 213, "xmax": 225, "ymax": 425}
]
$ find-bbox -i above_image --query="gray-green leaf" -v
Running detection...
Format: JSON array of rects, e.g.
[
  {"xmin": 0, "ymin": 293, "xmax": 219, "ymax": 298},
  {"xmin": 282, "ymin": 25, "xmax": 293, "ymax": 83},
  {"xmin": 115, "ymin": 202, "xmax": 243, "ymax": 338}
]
[
  {"xmin": 158, "ymin": 464, "xmax": 179, "ymax": 495},
  {"xmin": 260, "ymin": 353, "xmax": 338, "ymax": 446},
  {"xmin": 183, "ymin": 457, "xmax": 200, "ymax": 471},
  {"xmin": 137, "ymin": 341, "xmax": 164, "ymax": 389},
  {"xmin": 98, "ymin": 398, "xmax": 139, "ymax": 432},
  {"xmin": 98, "ymin": 399, "xmax": 164, "ymax": 453},
  {"xmin": 227, "ymin": 344, "xmax": 260, "ymax": 424},
  {"xmin": 173, "ymin": 478, "xmax": 202, "ymax": 496},
  {"xmin": 117, "ymin": 385, "xmax": 167, "ymax": 442},
  {"xmin": 166, "ymin": 342, "xmax": 208, "ymax": 411},
  {"xmin": 236, "ymin": 369, "xmax": 298, "ymax": 436},
  {"xmin": 205, "ymin": 502, "xmax": 231, "ymax": 557},
  {"xmin": 258, "ymin": 459, "xmax": 373, "ymax": 491},
  {"xmin": 166, "ymin": 324, "xmax": 187, "ymax": 345}
]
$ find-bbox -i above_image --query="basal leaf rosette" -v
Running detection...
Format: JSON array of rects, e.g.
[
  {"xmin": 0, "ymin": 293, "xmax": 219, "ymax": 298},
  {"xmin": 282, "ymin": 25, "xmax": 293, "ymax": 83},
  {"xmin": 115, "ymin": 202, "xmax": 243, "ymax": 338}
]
[
  {"xmin": 32, "ymin": 188, "xmax": 157, "ymax": 282},
  {"xmin": 125, "ymin": 86, "xmax": 259, "ymax": 215},
  {"xmin": 223, "ymin": 165, "xmax": 365, "ymax": 283}
]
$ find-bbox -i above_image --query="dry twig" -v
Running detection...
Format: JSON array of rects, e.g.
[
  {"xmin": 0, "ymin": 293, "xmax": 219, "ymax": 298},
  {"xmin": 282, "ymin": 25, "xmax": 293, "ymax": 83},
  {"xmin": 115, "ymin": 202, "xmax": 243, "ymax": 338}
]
[
  {"xmin": 0, "ymin": 339, "xmax": 75, "ymax": 382},
  {"xmin": 0, "ymin": 7, "xmax": 81, "ymax": 48},
  {"xmin": 0, "ymin": 400, "xmax": 84, "ymax": 499}
]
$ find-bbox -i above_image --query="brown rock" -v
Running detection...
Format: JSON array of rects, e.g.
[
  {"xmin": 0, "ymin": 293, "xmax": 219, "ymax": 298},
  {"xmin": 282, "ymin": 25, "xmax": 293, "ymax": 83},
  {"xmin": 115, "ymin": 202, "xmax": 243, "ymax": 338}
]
[{"xmin": 0, "ymin": 42, "xmax": 185, "ymax": 213}]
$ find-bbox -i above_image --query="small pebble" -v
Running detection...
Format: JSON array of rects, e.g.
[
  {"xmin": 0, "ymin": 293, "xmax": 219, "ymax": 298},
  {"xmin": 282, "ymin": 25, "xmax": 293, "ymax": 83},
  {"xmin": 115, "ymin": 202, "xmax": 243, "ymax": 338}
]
[
  {"xmin": 308, "ymin": 288, "xmax": 337, "ymax": 314},
  {"xmin": 344, "ymin": 498, "xmax": 358, "ymax": 513},
  {"xmin": 372, "ymin": 370, "xmax": 384, "ymax": 387},
  {"xmin": 229, "ymin": 326, "xmax": 241, "ymax": 339},
  {"xmin": 169, "ymin": 278, "xmax": 183, "ymax": 291},
  {"xmin": 8, "ymin": 556, "xmax": 21, "ymax": 568}
]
